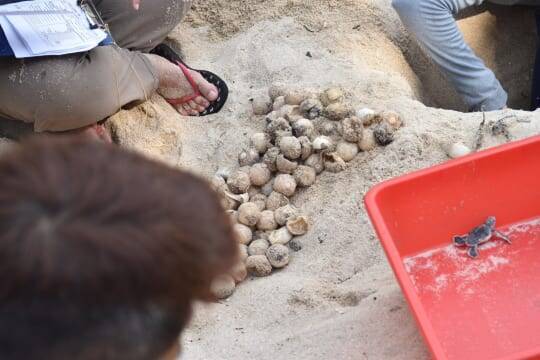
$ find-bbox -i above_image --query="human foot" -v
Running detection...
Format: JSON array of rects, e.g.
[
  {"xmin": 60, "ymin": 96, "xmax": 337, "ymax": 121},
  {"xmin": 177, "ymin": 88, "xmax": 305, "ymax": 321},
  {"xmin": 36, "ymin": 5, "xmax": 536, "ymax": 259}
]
[{"xmin": 144, "ymin": 54, "xmax": 219, "ymax": 116}]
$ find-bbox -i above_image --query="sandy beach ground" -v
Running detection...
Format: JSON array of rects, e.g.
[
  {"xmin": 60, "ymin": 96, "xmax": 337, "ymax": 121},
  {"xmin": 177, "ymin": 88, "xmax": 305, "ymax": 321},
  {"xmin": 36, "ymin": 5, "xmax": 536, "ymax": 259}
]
[{"xmin": 2, "ymin": 1, "xmax": 539, "ymax": 359}]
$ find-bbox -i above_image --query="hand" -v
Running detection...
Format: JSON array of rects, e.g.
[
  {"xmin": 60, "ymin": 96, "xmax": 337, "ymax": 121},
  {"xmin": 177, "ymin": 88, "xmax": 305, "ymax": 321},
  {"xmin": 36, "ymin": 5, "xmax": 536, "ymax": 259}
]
[{"xmin": 132, "ymin": 0, "xmax": 140, "ymax": 10}]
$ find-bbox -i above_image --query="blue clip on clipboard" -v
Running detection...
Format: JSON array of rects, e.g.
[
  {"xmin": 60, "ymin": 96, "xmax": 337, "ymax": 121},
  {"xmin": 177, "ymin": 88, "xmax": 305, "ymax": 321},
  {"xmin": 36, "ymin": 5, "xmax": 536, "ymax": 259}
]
[{"xmin": 0, "ymin": 0, "xmax": 114, "ymax": 57}]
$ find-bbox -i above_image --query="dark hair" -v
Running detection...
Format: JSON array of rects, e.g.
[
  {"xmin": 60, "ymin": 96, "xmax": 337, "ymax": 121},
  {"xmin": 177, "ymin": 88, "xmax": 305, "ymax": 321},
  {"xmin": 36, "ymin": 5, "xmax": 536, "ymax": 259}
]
[{"xmin": 0, "ymin": 136, "xmax": 237, "ymax": 360}]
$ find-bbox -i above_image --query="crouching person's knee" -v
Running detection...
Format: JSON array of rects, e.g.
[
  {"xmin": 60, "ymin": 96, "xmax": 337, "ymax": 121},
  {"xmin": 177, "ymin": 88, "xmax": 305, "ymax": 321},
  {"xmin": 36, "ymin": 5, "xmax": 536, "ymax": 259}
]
[
  {"xmin": 34, "ymin": 86, "xmax": 120, "ymax": 133},
  {"xmin": 34, "ymin": 47, "xmax": 156, "ymax": 133}
]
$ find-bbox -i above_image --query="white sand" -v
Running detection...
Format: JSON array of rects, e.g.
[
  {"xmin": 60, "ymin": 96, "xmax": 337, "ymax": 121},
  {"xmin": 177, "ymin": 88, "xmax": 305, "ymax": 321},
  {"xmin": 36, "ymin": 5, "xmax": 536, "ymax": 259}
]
[{"xmin": 4, "ymin": 1, "xmax": 539, "ymax": 359}]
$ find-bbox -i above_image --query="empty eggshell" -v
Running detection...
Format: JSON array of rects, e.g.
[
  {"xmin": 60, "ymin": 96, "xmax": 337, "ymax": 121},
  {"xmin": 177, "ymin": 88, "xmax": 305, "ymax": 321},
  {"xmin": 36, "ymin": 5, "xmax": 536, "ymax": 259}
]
[
  {"xmin": 251, "ymin": 193, "xmax": 267, "ymax": 211},
  {"xmin": 238, "ymin": 148, "xmax": 260, "ymax": 167},
  {"xmin": 273, "ymin": 174, "xmax": 297, "ymax": 197},
  {"xmin": 250, "ymin": 132, "xmax": 270, "ymax": 154},
  {"xmin": 261, "ymin": 179, "xmax": 275, "ymax": 196},
  {"xmin": 318, "ymin": 119, "xmax": 341, "ymax": 137},
  {"xmin": 312, "ymin": 136, "xmax": 334, "ymax": 151},
  {"xmin": 266, "ymin": 118, "xmax": 292, "ymax": 141},
  {"xmin": 320, "ymin": 87, "xmax": 344, "ymax": 106},
  {"xmin": 266, "ymin": 191, "xmax": 290, "ymax": 211},
  {"xmin": 293, "ymin": 165, "xmax": 317, "ymax": 187},
  {"xmin": 342, "ymin": 116, "xmax": 364, "ymax": 143},
  {"xmin": 447, "ymin": 142, "xmax": 472, "ymax": 159},
  {"xmin": 249, "ymin": 163, "xmax": 272, "ymax": 187},
  {"xmin": 300, "ymin": 98, "xmax": 323, "ymax": 119},
  {"xmin": 266, "ymin": 244, "xmax": 290, "ymax": 268},
  {"xmin": 276, "ymin": 154, "xmax": 298, "ymax": 174},
  {"xmin": 248, "ymin": 238, "xmax": 270, "ymax": 256},
  {"xmin": 285, "ymin": 90, "xmax": 305, "ymax": 105},
  {"xmin": 325, "ymin": 102, "xmax": 351, "ymax": 121},
  {"xmin": 262, "ymin": 147, "xmax": 280, "ymax": 172},
  {"xmin": 298, "ymin": 136, "xmax": 313, "ymax": 160},
  {"xmin": 279, "ymin": 136, "xmax": 302, "ymax": 160},
  {"xmin": 324, "ymin": 152, "xmax": 347, "ymax": 173},
  {"xmin": 268, "ymin": 227, "xmax": 293, "ymax": 245},
  {"xmin": 358, "ymin": 128, "xmax": 377, "ymax": 151},
  {"xmin": 238, "ymin": 202, "xmax": 261, "ymax": 227},
  {"xmin": 274, "ymin": 204, "xmax": 299, "ymax": 226},
  {"xmin": 246, "ymin": 255, "xmax": 273, "ymax": 277},
  {"xmin": 273, "ymin": 96, "xmax": 286, "ymax": 111},
  {"xmin": 356, "ymin": 108, "xmax": 377, "ymax": 125},
  {"xmin": 288, "ymin": 238, "xmax": 303, "ymax": 252},
  {"xmin": 336, "ymin": 141, "xmax": 359, "ymax": 162},
  {"xmin": 216, "ymin": 167, "xmax": 232, "ymax": 180},
  {"xmin": 252, "ymin": 94, "xmax": 272, "ymax": 115},
  {"xmin": 304, "ymin": 153, "xmax": 325, "ymax": 174},
  {"xmin": 268, "ymin": 83, "xmax": 287, "ymax": 100},
  {"xmin": 286, "ymin": 215, "xmax": 310, "ymax": 235},
  {"xmin": 233, "ymin": 223, "xmax": 253, "ymax": 245},
  {"xmin": 381, "ymin": 111, "xmax": 403, "ymax": 130},
  {"xmin": 373, "ymin": 122, "xmax": 395, "ymax": 146},
  {"xmin": 292, "ymin": 118, "xmax": 315, "ymax": 138},
  {"xmin": 277, "ymin": 105, "xmax": 299, "ymax": 119},
  {"xmin": 210, "ymin": 274, "xmax": 236, "ymax": 299},
  {"xmin": 247, "ymin": 186, "xmax": 261, "ymax": 198},
  {"xmin": 222, "ymin": 191, "xmax": 249, "ymax": 210},
  {"xmin": 227, "ymin": 170, "xmax": 251, "ymax": 194},
  {"xmin": 257, "ymin": 210, "xmax": 278, "ymax": 231},
  {"xmin": 254, "ymin": 230, "xmax": 269, "ymax": 240}
]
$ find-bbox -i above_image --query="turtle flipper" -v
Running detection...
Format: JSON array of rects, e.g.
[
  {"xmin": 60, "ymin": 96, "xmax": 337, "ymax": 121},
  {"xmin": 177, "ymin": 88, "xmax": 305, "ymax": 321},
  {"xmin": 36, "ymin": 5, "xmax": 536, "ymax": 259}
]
[
  {"xmin": 453, "ymin": 235, "xmax": 468, "ymax": 246},
  {"xmin": 468, "ymin": 245, "xmax": 480, "ymax": 258},
  {"xmin": 494, "ymin": 230, "xmax": 512, "ymax": 244}
]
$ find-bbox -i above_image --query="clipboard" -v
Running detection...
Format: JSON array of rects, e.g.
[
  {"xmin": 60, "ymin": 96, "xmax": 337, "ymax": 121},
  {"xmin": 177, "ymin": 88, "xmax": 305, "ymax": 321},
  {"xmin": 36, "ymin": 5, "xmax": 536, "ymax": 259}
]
[{"xmin": 0, "ymin": 0, "xmax": 114, "ymax": 57}]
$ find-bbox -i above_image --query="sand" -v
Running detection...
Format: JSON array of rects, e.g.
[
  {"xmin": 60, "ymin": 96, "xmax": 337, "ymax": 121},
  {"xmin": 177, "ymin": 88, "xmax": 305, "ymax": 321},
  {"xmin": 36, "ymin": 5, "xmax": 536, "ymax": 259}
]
[{"xmin": 3, "ymin": 1, "xmax": 540, "ymax": 359}]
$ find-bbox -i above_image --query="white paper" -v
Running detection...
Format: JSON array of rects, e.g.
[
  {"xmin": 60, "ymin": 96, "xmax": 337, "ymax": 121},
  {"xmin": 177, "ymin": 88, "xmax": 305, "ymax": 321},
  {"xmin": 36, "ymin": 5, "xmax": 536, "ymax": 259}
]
[
  {"xmin": 0, "ymin": 0, "xmax": 107, "ymax": 58},
  {"xmin": 0, "ymin": 14, "xmax": 29, "ymax": 57}
]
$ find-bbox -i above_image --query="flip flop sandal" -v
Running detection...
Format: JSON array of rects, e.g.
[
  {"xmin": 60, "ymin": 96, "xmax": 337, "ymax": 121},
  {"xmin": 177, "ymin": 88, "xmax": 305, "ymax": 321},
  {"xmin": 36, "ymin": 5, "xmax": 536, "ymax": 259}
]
[{"xmin": 150, "ymin": 43, "xmax": 229, "ymax": 116}]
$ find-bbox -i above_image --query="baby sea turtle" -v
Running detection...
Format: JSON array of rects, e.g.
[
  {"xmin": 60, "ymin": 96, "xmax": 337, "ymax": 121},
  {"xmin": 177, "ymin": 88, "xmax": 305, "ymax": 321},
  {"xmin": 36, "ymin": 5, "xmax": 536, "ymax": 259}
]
[{"xmin": 453, "ymin": 216, "xmax": 511, "ymax": 258}]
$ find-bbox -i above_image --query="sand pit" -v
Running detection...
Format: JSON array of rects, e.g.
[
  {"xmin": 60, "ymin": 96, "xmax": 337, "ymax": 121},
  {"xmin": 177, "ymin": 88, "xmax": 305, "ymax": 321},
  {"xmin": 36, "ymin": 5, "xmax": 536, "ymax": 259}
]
[{"xmin": 2, "ymin": 1, "xmax": 539, "ymax": 359}]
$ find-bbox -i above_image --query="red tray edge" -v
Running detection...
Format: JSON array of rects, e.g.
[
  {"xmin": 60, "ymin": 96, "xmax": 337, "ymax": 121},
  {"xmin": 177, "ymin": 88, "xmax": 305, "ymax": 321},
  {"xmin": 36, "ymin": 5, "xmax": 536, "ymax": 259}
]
[{"xmin": 364, "ymin": 135, "xmax": 540, "ymax": 360}]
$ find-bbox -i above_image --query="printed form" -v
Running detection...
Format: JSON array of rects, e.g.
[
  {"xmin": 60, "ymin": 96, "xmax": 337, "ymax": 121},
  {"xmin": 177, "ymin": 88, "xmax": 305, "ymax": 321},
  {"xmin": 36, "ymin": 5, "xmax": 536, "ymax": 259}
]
[{"xmin": 0, "ymin": 0, "xmax": 107, "ymax": 58}]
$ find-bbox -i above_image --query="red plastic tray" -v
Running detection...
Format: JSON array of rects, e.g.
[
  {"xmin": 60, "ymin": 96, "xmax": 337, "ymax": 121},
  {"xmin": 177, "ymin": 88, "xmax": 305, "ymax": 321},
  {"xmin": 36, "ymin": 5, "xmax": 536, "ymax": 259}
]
[{"xmin": 365, "ymin": 136, "xmax": 540, "ymax": 360}]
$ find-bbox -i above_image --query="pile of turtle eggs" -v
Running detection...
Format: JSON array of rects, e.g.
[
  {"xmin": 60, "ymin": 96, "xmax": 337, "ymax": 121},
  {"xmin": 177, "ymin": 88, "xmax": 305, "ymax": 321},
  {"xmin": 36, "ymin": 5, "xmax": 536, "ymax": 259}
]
[{"xmin": 210, "ymin": 84, "xmax": 404, "ymax": 299}]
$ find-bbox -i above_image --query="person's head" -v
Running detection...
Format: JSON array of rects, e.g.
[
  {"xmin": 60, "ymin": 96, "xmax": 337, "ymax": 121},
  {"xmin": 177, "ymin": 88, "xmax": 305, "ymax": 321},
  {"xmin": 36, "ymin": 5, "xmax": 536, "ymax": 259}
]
[{"xmin": 0, "ymin": 136, "xmax": 237, "ymax": 360}]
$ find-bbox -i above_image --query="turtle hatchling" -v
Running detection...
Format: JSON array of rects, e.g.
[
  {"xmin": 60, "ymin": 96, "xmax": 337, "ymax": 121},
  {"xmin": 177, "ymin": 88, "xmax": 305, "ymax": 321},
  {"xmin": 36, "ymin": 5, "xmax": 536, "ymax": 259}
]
[{"xmin": 453, "ymin": 216, "xmax": 511, "ymax": 258}]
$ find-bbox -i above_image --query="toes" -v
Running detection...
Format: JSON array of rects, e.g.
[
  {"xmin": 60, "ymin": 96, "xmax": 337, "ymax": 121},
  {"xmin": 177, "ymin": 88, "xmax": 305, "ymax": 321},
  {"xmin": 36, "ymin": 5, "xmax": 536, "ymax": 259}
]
[
  {"xmin": 188, "ymin": 100, "xmax": 199, "ymax": 111},
  {"xmin": 191, "ymin": 70, "xmax": 218, "ymax": 102},
  {"xmin": 183, "ymin": 103, "xmax": 198, "ymax": 116},
  {"xmin": 195, "ymin": 96, "xmax": 210, "ymax": 108},
  {"xmin": 176, "ymin": 105, "xmax": 188, "ymax": 116},
  {"xmin": 201, "ymin": 83, "xmax": 218, "ymax": 102}
]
